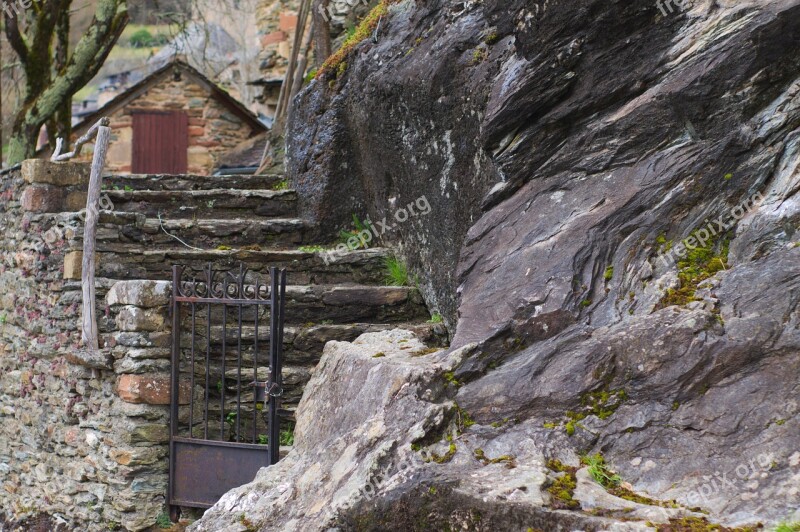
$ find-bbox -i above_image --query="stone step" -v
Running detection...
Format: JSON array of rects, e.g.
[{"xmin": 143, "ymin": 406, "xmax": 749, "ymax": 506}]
[
  {"xmin": 174, "ymin": 321, "xmax": 447, "ymax": 365},
  {"xmin": 98, "ymin": 281, "xmax": 429, "ymax": 330},
  {"xmin": 104, "ymin": 189, "xmax": 298, "ymax": 219},
  {"xmin": 80, "ymin": 216, "xmax": 307, "ymax": 249},
  {"xmin": 96, "ymin": 247, "xmax": 391, "ymax": 285},
  {"xmin": 103, "ymin": 173, "xmax": 286, "ymax": 191},
  {"xmin": 178, "ymin": 285, "xmax": 428, "ymax": 325}
]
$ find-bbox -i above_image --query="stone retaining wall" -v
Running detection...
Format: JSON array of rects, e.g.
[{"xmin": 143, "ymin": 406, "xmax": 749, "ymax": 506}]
[{"xmin": 0, "ymin": 161, "xmax": 177, "ymax": 531}]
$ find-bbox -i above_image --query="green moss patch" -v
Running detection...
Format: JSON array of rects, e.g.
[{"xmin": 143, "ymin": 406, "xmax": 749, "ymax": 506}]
[
  {"xmin": 317, "ymin": 0, "xmax": 399, "ymax": 79},
  {"xmin": 425, "ymin": 442, "xmax": 457, "ymax": 464},
  {"xmin": 546, "ymin": 468, "xmax": 580, "ymax": 510},
  {"xmin": 473, "ymin": 448, "xmax": 516, "ymax": 468},
  {"xmin": 658, "ymin": 239, "xmax": 729, "ymax": 309},
  {"xmin": 647, "ymin": 516, "xmax": 762, "ymax": 531},
  {"xmin": 543, "ymin": 388, "xmax": 628, "ymax": 437},
  {"xmin": 583, "ymin": 453, "xmax": 681, "ymax": 509}
]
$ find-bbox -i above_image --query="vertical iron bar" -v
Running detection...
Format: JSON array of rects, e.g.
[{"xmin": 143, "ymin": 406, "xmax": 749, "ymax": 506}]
[
  {"xmin": 205, "ymin": 264, "xmax": 211, "ymax": 440},
  {"xmin": 168, "ymin": 266, "xmax": 181, "ymax": 516},
  {"xmin": 204, "ymin": 304, "xmax": 211, "ymax": 440},
  {"xmin": 269, "ymin": 267, "xmax": 280, "ymax": 464},
  {"xmin": 253, "ymin": 278, "xmax": 260, "ymax": 444},
  {"xmin": 190, "ymin": 302, "xmax": 196, "ymax": 438},
  {"xmin": 236, "ymin": 266, "xmax": 243, "ymax": 442},
  {"xmin": 221, "ymin": 292, "xmax": 228, "ymax": 441}
]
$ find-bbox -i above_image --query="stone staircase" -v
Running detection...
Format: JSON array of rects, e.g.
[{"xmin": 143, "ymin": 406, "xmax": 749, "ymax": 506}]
[{"xmin": 71, "ymin": 172, "xmax": 446, "ymax": 424}]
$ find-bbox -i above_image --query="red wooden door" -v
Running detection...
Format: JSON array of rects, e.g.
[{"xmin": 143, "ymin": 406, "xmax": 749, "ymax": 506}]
[{"xmin": 132, "ymin": 111, "xmax": 189, "ymax": 174}]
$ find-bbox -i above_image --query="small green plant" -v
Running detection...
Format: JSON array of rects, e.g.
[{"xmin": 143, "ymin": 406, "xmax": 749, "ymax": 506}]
[
  {"xmin": 280, "ymin": 423, "xmax": 295, "ymax": 446},
  {"xmin": 471, "ymin": 47, "xmax": 488, "ymax": 64},
  {"xmin": 339, "ymin": 214, "xmax": 375, "ymax": 250},
  {"xmin": 155, "ymin": 512, "xmax": 172, "ymax": 529},
  {"xmin": 304, "ymin": 68, "xmax": 318, "ymax": 84},
  {"xmin": 582, "ymin": 453, "xmax": 621, "ymax": 488},
  {"xmin": 443, "ymin": 372, "xmax": 462, "ymax": 387},
  {"xmin": 428, "ymin": 312, "xmax": 443, "ymax": 324},
  {"xmin": 455, "ymin": 405, "xmax": 475, "ymax": 432},
  {"xmin": 724, "ymin": 173, "xmax": 734, "ymax": 180},
  {"xmin": 604, "ymin": 266, "xmax": 614, "ymax": 281},
  {"xmin": 257, "ymin": 434, "xmax": 268, "ymax": 445},
  {"xmin": 774, "ymin": 521, "xmax": 800, "ymax": 532},
  {"xmin": 581, "ymin": 299, "xmax": 592, "ymax": 307},
  {"xmin": 124, "ymin": 185, "xmax": 134, "ymax": 192},
  {"xmin": 272, "ymin": 179, "xmax": 289, "ymax": 191},
  {"xmin": 372, "ymin": 352, "xmax": 386, "ymax": 358},
  {"xmin": 384, "ymin": 256, "xmax": 409, "ymax": 286},
  {"xmin": 0, "ymin": 314, "xmax": 6, "ymax": 324},
  {"xmin": 484, "ymin": 31, "xmax": 499, "ymax": 44}
]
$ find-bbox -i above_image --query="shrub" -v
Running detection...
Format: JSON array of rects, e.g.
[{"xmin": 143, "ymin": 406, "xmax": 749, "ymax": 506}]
[{"xmin": 129, "ymin": 29, "xmax": 155, "ymax": 48}]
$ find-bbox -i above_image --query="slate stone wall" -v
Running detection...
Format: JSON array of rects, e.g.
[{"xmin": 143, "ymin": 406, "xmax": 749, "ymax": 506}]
[{"xmin": 0, "ymin": 161, "xmax": 176, "ymax": 531}]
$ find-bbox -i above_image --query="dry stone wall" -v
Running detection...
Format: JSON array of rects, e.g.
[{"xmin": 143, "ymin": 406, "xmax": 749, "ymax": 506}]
[{"xmin": 0, "ymin": 161, "xmax": 179, "ymax": 531}]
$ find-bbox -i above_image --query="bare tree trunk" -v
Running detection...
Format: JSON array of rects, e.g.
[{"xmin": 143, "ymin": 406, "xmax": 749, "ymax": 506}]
[
  {"xmin": 5, "ymin": 0, "xmax": 128, "ymax": 164},
  {"xmin": 312, "ymin": 0, "xmax": 331, "ymax": 69}
]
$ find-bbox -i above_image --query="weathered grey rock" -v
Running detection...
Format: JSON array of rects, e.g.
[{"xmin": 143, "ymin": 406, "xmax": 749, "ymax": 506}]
[
  {"xmin": 192, "ymin": 331, "xmax": 664, "ymax": 531},
  {"xmin": 279, "ymin": 0, "xmax": 800, "ymax": 528},
  {"xmin": 63, "ymin": 347, "xmax": 114, "ymax": 370},
  {"xmin": 115, "ymin": 306, "xmax": 167, "ymax": 332},
  {"xmin": 21, "ymin": 159, "xmax": 90, "ymax": 186},
  {"xmin": 106, "ymin": 281, "xmax": 171, "ymax": 308}
]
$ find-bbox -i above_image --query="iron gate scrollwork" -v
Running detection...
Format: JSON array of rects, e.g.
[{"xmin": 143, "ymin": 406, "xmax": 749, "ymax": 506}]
[{"xmin": 168, "ymin": 263, "xmax": 286, "ymax": 518}]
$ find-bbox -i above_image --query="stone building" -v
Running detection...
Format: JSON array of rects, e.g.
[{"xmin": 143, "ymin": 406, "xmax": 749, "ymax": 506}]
[{"xmin": 69, "ymin": 61, "xmax": 266, "ymax": 175}]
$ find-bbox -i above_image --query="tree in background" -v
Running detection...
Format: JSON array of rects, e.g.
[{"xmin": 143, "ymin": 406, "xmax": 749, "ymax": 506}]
[{"xmin": 4, "ymin": 0, "xmax": 128, "ymax": 164}]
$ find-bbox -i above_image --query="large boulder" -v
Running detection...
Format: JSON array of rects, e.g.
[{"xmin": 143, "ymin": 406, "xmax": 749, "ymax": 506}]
[
  {"xmin": 197, "ymin": 0, "xmax": 800, "ymax": 528},
  {"xmin": 191, "ymin": 330, "xmax": 712, "ymax": 531}
]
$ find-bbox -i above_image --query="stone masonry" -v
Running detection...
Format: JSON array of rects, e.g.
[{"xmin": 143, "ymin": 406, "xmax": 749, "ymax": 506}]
[
  {"xmin": 72, "ymin": 65, "xmax": 262, "ymax": 175},
  {"xmin": 0, "ymin": 160, "xmax": 445, "ymax": 531}
]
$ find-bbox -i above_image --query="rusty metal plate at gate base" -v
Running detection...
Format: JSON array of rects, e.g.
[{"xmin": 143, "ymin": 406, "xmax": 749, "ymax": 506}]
[{"xmin": 170, "ymin": 437, "xmax": 272, "ymax": 508}]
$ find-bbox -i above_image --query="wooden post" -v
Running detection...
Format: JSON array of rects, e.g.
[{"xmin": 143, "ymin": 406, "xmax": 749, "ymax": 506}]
[
  {"xmin": 81, "ymin": 125, "xmax": 111, "ymax": 350},
  {"xmin": 273, "ymin": 0, "xmax": 312, "ymax": 134}
]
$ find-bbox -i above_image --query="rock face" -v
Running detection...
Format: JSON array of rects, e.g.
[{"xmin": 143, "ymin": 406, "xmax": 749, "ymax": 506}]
[
  {"xmin": 256, "ymin": 0, "xmax": 800, "ymax": 528},
  {"xmin": 192, "ymin": 330, "xmax": 691, "ymax": 531}
]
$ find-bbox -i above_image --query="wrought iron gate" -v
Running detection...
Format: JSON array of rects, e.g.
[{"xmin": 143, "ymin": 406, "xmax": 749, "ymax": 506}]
[{"xmin": 168, "ymin": 264, "xmax": 286, "ymax": 519}]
